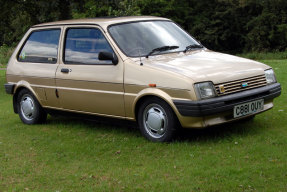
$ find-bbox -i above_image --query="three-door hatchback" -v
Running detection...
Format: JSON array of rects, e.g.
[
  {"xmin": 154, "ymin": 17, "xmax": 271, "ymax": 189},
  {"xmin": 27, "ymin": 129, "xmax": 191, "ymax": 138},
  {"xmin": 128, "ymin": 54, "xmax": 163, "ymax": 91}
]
[{"xmin": 5, "ymin": 16, "xmax": 281, "ymax": 142}]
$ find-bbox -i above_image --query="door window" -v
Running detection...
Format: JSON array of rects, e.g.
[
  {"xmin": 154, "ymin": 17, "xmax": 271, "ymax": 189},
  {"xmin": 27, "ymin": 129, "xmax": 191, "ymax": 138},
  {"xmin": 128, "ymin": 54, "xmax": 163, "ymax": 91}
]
[
  {"xmin": 18, "ymin": 29, "xmax": 61, "ymax": 63},
  {"xmin": 64, "ymin": 28, "xmax": 114, "ymax": 65}
]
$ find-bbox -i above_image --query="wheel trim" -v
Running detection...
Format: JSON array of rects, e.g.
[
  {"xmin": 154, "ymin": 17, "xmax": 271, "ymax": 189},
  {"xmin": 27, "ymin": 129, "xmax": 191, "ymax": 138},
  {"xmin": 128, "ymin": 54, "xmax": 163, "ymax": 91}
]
[
  {"xmin": 143, "ymin": 104, "xmax": 168, "ymax": 138},
  {"xmin": 20, "ymin": 94, "xmax": 35, "ymax": 121}
]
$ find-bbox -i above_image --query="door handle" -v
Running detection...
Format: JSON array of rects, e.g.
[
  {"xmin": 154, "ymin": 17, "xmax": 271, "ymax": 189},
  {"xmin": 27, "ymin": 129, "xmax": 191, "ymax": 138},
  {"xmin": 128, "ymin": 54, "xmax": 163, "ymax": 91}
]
[{"xmin": 61, "ymin": 68, "xmax": 70, "ymax": 73}]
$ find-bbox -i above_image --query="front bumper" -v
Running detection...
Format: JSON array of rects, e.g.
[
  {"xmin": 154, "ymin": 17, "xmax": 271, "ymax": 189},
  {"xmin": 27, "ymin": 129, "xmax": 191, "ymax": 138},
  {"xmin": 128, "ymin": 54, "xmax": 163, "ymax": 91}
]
[{"xmin": 173, "ymin": 83, "xmax": 281, "ymax": 117}]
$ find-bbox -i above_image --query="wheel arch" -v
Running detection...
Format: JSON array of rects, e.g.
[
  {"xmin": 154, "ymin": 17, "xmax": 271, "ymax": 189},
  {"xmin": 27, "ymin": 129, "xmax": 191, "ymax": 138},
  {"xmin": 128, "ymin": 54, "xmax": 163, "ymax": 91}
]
[
  {"xmin": 12, "ymin": 82, "xmax": 41, "ymax": 113},
  {"xmin": 133, "ymin": 88, "xmax": 181, "ymax": 121}
]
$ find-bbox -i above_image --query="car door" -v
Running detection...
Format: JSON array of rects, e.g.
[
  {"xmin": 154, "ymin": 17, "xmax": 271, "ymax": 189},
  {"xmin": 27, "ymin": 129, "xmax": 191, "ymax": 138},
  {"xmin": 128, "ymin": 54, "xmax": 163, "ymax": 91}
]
[{"xmin": 55, "ymin": 26, "xmax": 125, "ymax": 117}]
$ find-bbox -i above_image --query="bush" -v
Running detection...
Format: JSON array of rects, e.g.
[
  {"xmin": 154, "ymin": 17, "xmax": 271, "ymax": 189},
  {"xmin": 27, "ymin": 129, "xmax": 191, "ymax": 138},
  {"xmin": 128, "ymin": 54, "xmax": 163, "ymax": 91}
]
[{"xmin": 0, "ymin": 45, "xmax": 14, "ymax": 67}]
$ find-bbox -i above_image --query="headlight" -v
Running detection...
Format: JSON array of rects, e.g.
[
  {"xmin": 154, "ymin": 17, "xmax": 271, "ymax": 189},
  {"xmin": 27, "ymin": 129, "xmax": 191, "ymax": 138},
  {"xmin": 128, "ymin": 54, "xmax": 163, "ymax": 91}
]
[
  {"xmin": 195, "ymin": 82, "xmax": 216, "ymax": 100},
  {"xmin": 265, "ymin": 69, "xmax": 276, "ymax": 84}
]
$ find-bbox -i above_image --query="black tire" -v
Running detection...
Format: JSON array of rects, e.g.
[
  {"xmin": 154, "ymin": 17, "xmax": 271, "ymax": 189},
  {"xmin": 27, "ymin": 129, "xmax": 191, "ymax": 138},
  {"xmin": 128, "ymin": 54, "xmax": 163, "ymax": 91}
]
[
  {"xmin": 137, "ymin": 97, "xmax": 178, "ymax": 142},
  {"xmin": 16, "ymin": 89, "xmax": 47, "ymax": 124}
]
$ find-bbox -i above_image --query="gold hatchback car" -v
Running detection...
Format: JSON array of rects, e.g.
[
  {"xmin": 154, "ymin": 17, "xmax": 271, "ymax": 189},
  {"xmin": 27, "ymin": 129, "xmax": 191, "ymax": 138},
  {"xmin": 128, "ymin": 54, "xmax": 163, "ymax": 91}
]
[{"xmin": 5, "ymin": 16, "xmax": 281, "ymax": 142}]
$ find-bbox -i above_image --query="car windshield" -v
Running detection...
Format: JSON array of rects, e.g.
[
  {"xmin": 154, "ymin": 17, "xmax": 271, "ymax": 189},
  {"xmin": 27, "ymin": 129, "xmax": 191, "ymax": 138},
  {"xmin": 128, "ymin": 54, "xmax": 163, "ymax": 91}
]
[{"xmin": 108, "ymin": 20, "xmax": 202, "ymax": 57}]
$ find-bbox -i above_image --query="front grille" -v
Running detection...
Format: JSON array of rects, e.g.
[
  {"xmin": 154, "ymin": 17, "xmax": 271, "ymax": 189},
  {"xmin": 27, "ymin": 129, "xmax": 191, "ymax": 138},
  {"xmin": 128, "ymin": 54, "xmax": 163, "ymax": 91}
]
[{"xmin": 214, "ymin": 74, "xmax": 267, "ymax": 96}]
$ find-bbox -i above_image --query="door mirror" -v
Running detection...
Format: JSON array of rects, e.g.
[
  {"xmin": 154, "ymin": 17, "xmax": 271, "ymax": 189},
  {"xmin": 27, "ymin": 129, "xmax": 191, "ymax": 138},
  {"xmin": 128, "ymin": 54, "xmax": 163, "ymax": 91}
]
[{"xmin": 98, "ymin": 52, "xmax": 118, "ymax": 65}]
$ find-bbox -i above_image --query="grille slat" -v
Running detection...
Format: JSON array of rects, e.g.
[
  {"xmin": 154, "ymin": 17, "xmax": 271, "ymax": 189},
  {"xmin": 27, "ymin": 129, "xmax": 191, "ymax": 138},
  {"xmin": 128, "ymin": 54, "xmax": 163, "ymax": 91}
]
[
  {"xmin": 215, "ymin": 74, "xmax": 267, "ymax": 96},
  {"xmin": 222, "ymin": 81, "xmax": 267, "ymax": 93},
  {"xmin": 219, "ymin": 75, "xmax": 265, "ymax": 86},
  {"xmin": 222, "ymin": 78, "xmax": 266, "ymax": 89}
]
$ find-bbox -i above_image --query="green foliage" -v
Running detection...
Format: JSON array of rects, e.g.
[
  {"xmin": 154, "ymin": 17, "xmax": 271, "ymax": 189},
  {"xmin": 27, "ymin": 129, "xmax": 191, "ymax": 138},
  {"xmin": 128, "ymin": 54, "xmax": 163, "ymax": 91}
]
[
  {"xmin": 0, "ymin": 0, "xmax": 287, "ymax": 53},
  {"xmin": 0, "ymin": 0, "xmax": 70, "ymax": 46},
  {"xmin": 112, "ymin": 0, "xmax": 141, "ymax": 16},
  {"xmin": 0, "ymin": 45, "xmax": 14, "ymax": 67},
  {"xmin": 71, "ymin": 0, "xmax": 140, "ymax": 18},
  {"xmin": 237, "ymin": 51, "xmax": 287, "ymax": 60}
]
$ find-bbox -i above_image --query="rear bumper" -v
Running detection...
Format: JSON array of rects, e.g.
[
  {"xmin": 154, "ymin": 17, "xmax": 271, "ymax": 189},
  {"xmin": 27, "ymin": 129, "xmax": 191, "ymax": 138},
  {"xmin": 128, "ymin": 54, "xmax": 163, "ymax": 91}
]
[
  {"xmin": 173, "ymin": 83, "xmax": 281, "ymax": 117},
  {"xmin": 4, "ymin": 83, "xmax": 15, "ymax": 94}
]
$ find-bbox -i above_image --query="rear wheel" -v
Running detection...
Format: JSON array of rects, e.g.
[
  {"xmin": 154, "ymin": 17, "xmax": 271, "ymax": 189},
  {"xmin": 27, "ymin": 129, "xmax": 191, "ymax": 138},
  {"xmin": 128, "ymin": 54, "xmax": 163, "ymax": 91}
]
[
  {"xmin": 137, "ymin": 97, "xmax": 178, "ymax": 142},
  {"xmin": 17, "ymin": 89, "xmax": 47, "ymax": 124}
]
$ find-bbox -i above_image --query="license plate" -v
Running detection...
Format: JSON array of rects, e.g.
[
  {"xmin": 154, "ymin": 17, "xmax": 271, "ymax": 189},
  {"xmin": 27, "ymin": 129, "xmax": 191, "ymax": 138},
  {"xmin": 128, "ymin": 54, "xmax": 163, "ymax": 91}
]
[{"xmin": 233, "ymin": 99, "xmax": 264, "ymax": 118}]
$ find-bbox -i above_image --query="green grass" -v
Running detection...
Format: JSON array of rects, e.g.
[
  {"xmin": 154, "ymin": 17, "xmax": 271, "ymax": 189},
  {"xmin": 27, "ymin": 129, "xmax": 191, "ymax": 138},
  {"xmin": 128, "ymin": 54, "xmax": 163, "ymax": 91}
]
[{"xmin": 0, "ymin": 60, "xmax": 287, "ymax": 191}]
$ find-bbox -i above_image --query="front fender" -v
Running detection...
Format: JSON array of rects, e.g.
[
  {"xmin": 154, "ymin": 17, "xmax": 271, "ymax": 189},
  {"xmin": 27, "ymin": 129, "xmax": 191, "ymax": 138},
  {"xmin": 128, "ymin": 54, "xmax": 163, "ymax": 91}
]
[{"xmin": 131, "ymin": 87, "xmax": 182, "ymax": 119}]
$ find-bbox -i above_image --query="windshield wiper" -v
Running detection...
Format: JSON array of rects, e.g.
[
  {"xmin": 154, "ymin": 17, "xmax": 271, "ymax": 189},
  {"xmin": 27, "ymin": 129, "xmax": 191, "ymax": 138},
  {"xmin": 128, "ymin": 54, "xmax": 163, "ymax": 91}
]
[
  {"xmin": 146, "ymin": 45, "xmax": 179, "ymax": 58},
  {"xmin": 184, "ymin": 44, "xmax": 204, "ymax": 53}
]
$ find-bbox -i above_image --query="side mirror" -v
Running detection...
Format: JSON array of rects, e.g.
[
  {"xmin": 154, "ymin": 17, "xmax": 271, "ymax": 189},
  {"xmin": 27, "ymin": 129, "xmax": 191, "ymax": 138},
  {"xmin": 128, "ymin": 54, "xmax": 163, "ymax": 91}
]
[{"xmin": 98, "ymin": 52, "xmax": 118, "ymax": 65}]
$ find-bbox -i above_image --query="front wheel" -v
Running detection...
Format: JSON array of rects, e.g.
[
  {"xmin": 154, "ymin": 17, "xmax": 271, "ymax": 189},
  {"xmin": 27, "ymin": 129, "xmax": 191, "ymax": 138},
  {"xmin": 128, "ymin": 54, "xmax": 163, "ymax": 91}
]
[
  {"xmin": 16, "ymin": 89, "xmax": 47, "ymax": 124},
  {"xmin": 137, "ymin": 97, "xmax": 178, "ymax": 142}
]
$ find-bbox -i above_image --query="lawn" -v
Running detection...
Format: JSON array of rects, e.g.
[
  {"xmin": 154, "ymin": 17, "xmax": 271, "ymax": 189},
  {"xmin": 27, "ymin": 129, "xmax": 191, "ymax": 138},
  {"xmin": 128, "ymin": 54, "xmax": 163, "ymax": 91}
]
[{"xmin": 0, "ymin": 60, "xmax": 286, "ymax": 191}]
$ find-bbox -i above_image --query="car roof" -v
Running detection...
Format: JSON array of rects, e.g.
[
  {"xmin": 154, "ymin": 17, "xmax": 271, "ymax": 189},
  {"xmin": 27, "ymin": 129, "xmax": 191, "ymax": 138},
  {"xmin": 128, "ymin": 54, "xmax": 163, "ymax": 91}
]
[{"xmin": 32, "ymin": 16, "xmax": 170, "ymax": 28}]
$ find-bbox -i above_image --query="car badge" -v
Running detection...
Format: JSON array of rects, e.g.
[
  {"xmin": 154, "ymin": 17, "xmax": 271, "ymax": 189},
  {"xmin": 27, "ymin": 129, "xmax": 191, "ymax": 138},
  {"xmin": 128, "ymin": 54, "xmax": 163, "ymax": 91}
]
[
  {"xmin": 219, "ymin": 85, "xmax": 225, "ymax": 93},
  {"xmin": 242, "ymin": 82, "xmax": 248, "ymax": 88}
]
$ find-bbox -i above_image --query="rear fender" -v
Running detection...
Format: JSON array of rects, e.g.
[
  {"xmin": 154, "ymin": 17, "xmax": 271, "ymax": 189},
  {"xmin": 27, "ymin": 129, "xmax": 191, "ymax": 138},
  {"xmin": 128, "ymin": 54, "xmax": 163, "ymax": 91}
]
[{"xmin": 12, "ymin": 81, "xmax": 42, "ymax": 113}]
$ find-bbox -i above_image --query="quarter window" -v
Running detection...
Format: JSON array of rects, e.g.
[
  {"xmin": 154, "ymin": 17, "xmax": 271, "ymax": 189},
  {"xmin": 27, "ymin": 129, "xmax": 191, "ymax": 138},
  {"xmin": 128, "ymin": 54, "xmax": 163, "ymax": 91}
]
[
  {"xmin": 18, "ymin": 29, "xmax": 60, "ymax": 63},
  {"xmin": 64, "ymin": 28, "xmax": 114, "ymax": 65}
]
